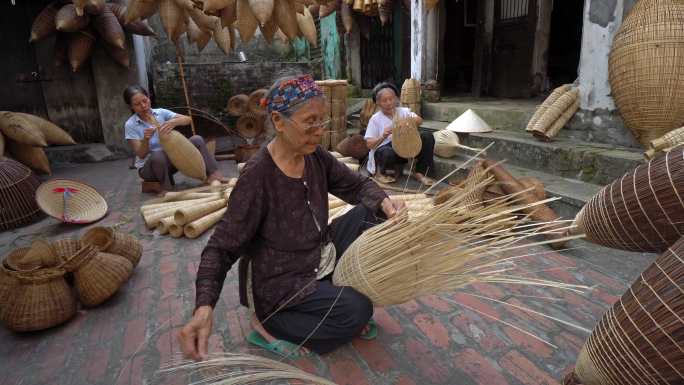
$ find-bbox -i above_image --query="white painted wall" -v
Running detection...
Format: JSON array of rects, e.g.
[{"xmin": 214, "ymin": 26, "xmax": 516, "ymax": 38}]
[{"xmin": 410, "ymin": 0, "xmax": 425, "ymax": 80}]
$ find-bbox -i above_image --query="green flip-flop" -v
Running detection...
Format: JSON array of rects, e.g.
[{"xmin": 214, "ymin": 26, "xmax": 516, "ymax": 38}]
[
  {"xmin": 360, "ymin": 318, "xmax": 378, "ymax": 340},
  {"xmin": 246, "ymin": 330, "xmax": 311, "ymax": 359}
]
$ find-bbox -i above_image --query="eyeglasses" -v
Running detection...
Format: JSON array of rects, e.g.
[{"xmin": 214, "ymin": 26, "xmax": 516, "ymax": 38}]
[{"xmin": 285, "ymin": 117, "xmax": 331, "ymax": 134}]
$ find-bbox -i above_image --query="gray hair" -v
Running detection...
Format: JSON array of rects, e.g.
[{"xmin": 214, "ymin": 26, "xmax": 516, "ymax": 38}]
[{"xmin": 262, "ymin": 75, "xmax": 325, "ymax": 137}]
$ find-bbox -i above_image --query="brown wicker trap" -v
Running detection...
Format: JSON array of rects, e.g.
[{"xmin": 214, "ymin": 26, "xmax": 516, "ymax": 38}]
[
  {"xmin": 81, "ymin": 227, "xmax": 143, "ymax": 267},
  {"xmin": 36, "ymin": 179, "xmax": 108, "ymax": 224},
  {"xmin": 236, "ymin": 113, "xmax": 264, "ymax": 139},
  {"xmin": 0, "ymin": 157, "xmax": 43, "ymax": 231},
  {"xmin": 52, "ymin": 238, "xmax": 82, "ymax": 264},
  {"xmin": 227, "ymin": 94, "xmax": 249, "ymax": 116},
  {"xmin": 574, "ymin": 145, "xmax": 684, "ymax": 253},
  {"xmin": 564, "ymin": 235, "xmax": 684, "ymax": 385}
]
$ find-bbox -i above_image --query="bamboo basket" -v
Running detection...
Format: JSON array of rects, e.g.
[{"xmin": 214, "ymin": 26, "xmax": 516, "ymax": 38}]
[
  {"xmin": 7, "ymin": 141, "xmax": 51, "ymax": 175},
  {"xmin": 56, "ymin": 4, "xmax": 91, "ymax": 32},
  {"xmin": 564, "ymin": 235, "xmax": 684, "ymax": 385},
  {"xmin": 0, "ymin": 157, "xmax": 43, "ymax": 231},
  {"xmin": 248, "ymin": 0, "xmax": 274, "ymax": 26},
  {"xmin": 0, "ymin": 267, "xmax": 76, "ymax": 332},
  {"xmin": 30, "ymin": 1, "xmax": 61, "ymax": 42},
  {"xmin": 204, "ymin": 0, "xmax": 234, "ymax": 12},
  {"xmin": 227, "ymin": 94, "xmax": 249, "ymax": 116},
  {"xmin": 535, "ymin": 98, "xmax": 580, "ymax": 142},
  {"xmin": 248, "ymin": 89, "xmax": 268, "ymax": 115},
  {"xmin": 12, "ymin": 240, "xmax": 60, "ymax": 271},
  {"xmin": 530, "ymin": 88, "xmax": 579, "ymax": 135},
  {"xmin": 273, "ymin": 0, "xmax": 300, "ymax": 40},
  {"xmin": 69, "ymin": 247, "xmax": 134, "ymax": 307},
  {"xmin": 236, "ymin": 113, "xmax": 264, "ymax": 139},
  {"xmin": 0, "ymin": 263, "xmax": 18, "ymax": 313},
  {"xmin": 296, "ymin": 6, "xmax": 318, "ymax": 47},
  {"xmin": 174, "ymin": 199, "xmax": 227, "ymax": 225},
  {"xmin": 526, "ymin": 84, "xmax": 571, "ymax": 132},
  {"xmin": 35, "ymin": 179, "xmax": 108, "ymax": 224},
  {"xmin": 69, "ymin": 28, "xmax": 97, "ymax": 72},
  {"xmin": 574, "ymin": 145, "xmax": 684, "ymax": 253},
  {"xmin": 392, "ymin": 117, "xmax": 422, "ymax": 159},
  {"xmin": 184, "ymin": 207, "xmax": 227, "ymax": 238},
  {"xmin": 259, "ymin": 19, "xmax": 278, "ymax": 43},
  {"xmin": 160, "ymin": 0, "xmax": 186, "ymax": 43},
  {"xmin": 93, "ymin": 5, "xmax": 126, "ymax": 49},
  {"xmin": 433, "ymin": 129, "xmax": 460, "ymax": 158},
  {"xmin": 52, "ymin": 239, "xmax": 82, "ymax": 265},
  {"xmin": 81, "ymin": 226, "xmax": 114, "ymax": 251},
  {"xmin": 124, "ymin": 0, "xmax": 160, "ymax": 23},
  {"xmin": 645, "ymin": 126, "xmax": 684, "ymax": 159},
  {"xmin": 4, "ymin": 248, "xmax": 38, "ymax": 272},
  {"xmin": 159, "ymin": 130, "xmax": 207, "ymax": 181},
  {"xmin": 81, "ymin": 226, "xmax": 143, "ymax": 267},
  {"xmin": 14, "ymin": 113, "xmax": 76, "ymax": 146},
  {"xmin": 400, "ymin": 78, "xmax": 421, "ymax": 115},
  {"xmin": 213, "ymin": 24, "xmax": 232, "ymax": 55},
  {"xmin": 188, "ymin": 19, "xmax": 212, "ymax": 51},
  {"xmin": 220, "ymin": 0, "xmax": 238, "ymax": 27},
  {"xmin": 236, "ymin": 0, "xmax": 259, "ymax": 42},
  {"xmin": 0, "ymin": 111, "xmax": 48, "ymax": 147},
  {"xmin": 608, "ymin": 0, "xmax": 684, "ymax": 147},
  {"xmin": 335, "ymin": 134, "xmax": 368, "ymax": 160}
]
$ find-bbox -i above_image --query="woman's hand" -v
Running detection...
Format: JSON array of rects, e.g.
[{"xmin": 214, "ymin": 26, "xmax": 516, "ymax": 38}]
[
  {"xmin": 143, "ymin": 128, "xmax": 155, "ymax": 140},
  {"xmin": 382, "ymin": 126, "xmax": 392, "ymax": 139},
  {"xmin": 158, "ymin": 121, "xmax": 176, "ymax": 136},
  {"xmin": 380, "ymin": 197, "xmax": 406, "ymax": 219},
  {"xmin": 178, "ymin": 306, "xmax": 214, "ymax": 361}
]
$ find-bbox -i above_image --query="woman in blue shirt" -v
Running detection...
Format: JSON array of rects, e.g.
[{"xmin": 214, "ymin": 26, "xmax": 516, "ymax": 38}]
[{"xmin": 123, "ymin": 85, "xmax": 227, "ymax": 193}]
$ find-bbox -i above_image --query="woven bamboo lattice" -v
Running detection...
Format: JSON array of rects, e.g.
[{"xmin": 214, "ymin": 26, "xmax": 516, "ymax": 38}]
[
  {"xmin": 645, "ymin": 126, "xmax": 684, "ymax": 159},
  {"xmin": 82, "ymin": 227, "xmax": 143, "ymax": 267},
  {"xmin": 52, "ymin": 239, "xmax": 82, "ymax": 264},
  {"xmin": 526, "ymin": 84, "xmax": 571, "ymax": 132},
  {"xmin": 400, "ymin": 78, "xmax": 421, "ymax": 116},
  {"xmin": 530, "ymin": 88, "xmax": 579, "ymax": 136},
  {"xmin": 564, "ymin": 235, "xmax": 684, "ymax": 385},
  {"xmin": 539, "ymin": 98, "xmax": 580, "ymax": 141},
  {"xmin": 392, "ymin": 117, "xmax": 422, "ymax": 159},
  {"xmin": 0, "ymin": 157, "xmax": 42, "ymax": 231},
  {"xmin": 36, "ymin": 179, "xmax": 108, "ymax": 224},
  {"xmin": 608, "ymin": 0, "xmax": 684, "ymax": 147},
  {"xmin": 574, "ymin": 145, "xmax": 684, "ymax": 253}
]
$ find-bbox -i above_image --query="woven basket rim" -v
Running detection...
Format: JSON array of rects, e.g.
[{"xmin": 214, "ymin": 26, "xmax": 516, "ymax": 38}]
[{"xmin": 35, "ymin": 178, "xmax": 108, "ymax": 224}]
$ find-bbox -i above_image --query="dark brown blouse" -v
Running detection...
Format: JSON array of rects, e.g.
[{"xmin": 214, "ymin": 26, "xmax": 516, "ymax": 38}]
[{"xmin": 195, "ymin": 146, "xmax": 388, "ymax": 319}]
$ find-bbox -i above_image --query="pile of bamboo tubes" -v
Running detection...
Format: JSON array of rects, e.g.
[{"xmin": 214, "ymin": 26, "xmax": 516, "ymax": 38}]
[
  {"xmin": 140, "ymin": 179, "xmax": 237, "ymax": 239},
  {"xmin": 330, "ymin": 151, "xmax": 360, "ymax": 172}
]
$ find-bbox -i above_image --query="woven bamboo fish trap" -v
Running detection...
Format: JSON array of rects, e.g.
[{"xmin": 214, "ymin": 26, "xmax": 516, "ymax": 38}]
[
  {"xmin": 188, "ymin": 6, "xmax": 220, "ymax": 31},
  {"xmin": 645, "ymin": 126, "xmax": 684, "ymax": 159},
  {"xmin": 273, "ymin": 0, "xmax": 300, "ymax": 40},
  {"xmin": 526, "ymin": 84, "xmax": 572, "ymax": 132},
  {"xmin": 236, "ymin": 113, "xmax": 264, "ymax": 139},
  {"xmin": 433, "ymin": 129, "xmax": 460, "ymax": 158},
  {"xmin": 69, "ymin": 28, "xmax": 97, "ymax": 72},
  {"xmin": 530, "ymin": 88, "xmax": 579, "ymax": 136},
  {"xmin": 187, "ymin": 18, "xmax": 211, "ymax": 50},
  {"xmin": 609, "ymin": 0, "xmax": 684, "ymax": 148},
  {"xmin": 124, "ymin": 0, "xmax": 160, "ymax": 24},
  {"xmin": 0, "ymin": 266, "xmax": 77, "ymax": 332},
  {"xmin": 159, "ymin": 131, "xmax": 207, "ymax": 181},
  {"xmin": 335, "ymin": 134, "xmax": 368, "ymax": 160},
  {"xmin": 93, "ymin": 6, "xmax": 126, "ymax": 49},
  {"xmin": 8, "ymin": 239, "xmax": 60, "ymax": 272},
  {"xmin": 104, "ymin": 41, "xmax": 130, "ymax": 68},
  {"xmin": 259, "ymin": 19, "xmax": 278, "ymax": 43},
  {"xmin": 564, "ymin": 235, "xmax": 684, "ymax": 385},
  {"xmin": 81, "ymin": 228, "xmax": 143, "ymax": 267},
  {"xmin": 213, "ymin": 25, "xmax": 232, "ymax": 55},
  {"xmin": 248, "ymin": 89, "xmax": 268, "ymax": 114},
  {"xmin": 392, "ymin": 117, "xmax": 422, "ymax": 159},
  {"xmin": 0, "ymin": 111, "xmax": 47, "ymax": 147},
  {"xmin": 30, "ymin": 1, "xmax": 61, "ymax": 42},
  {"xmin": 52, "ymin": 239, "xmax": 82, "ymax": 265},
  {"xmin": 227, "ymin": 94, "xmax": 249, "ymax": 116},
  {"xmin": 248, "ymin": 0, "xmax": 274, "ymax": 26},
  {"xmin": 56, "ymin": 4, "xmax": 91, "ymax": 32},
  {"xmin": 15, "ymin": 112, "xmax": 76, "ymax": 146},
  {"xmin": 159, "ymin": 0, "xmax": 186, "ymax": 43},
  {"xmin": 61, "ymin": 245, "xmax": 133, "ymax": 307},
  {"xmin": 574, "ymin": 145, "xmax": 684, "ymax": 253},
  {"xmin": 236, "ymin": 0, "xmax": 259, "ymax": 42},
  {"xmin": 220, "ymin": 0, "xmax": 237, "ymax": 27},
  {"xmin": 296, "ymin": 7, "xmax": 318, "ymax": 47},
  {"xmin": 400, "ymin": 78, "xmax": 421, "ymax": 115},
  {"xmin": 204, "ymin": 0, "xmax": 234, "ymax": 12},
  {"xmin": 35, "ymin": 179, "xmax": 108, "ymax": 224},
  {"xmin": 0, "ymin": 157, "xmax": 42, "ymax": 231},
  {"xmin": 109, "ymin": 4, "xmax": 157, "ymax": 36},
  {"xmin": 7, "ymin": 141, "xmax": 51, "ymax": 175}
]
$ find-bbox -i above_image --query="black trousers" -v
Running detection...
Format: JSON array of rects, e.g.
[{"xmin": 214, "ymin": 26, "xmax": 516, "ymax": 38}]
[
  {"xmin": 262, "ymin": 205, "xmax": 384, "ymax": 354},
  {"xmin": 375, "ymin": 131, "xmax": 436, "ymax": 175}
]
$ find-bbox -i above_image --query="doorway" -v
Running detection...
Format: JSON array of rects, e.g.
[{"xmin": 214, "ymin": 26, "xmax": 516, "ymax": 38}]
[
  {"xmin": 442, "ymin": 0, "xmax": 478, "ymax": 94},
  {"xmin": 547, "ymin": 0, "xmax": 584, "ymax": 89}
]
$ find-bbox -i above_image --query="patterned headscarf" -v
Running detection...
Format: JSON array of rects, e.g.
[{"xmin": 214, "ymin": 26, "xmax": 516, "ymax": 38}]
[{"xmin": 261, "ymin": 74, "xmax": 323, "ymax": 113}]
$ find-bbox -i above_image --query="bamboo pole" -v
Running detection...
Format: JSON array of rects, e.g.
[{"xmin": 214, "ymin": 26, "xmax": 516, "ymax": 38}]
[
  {"xmin": 174, "ymin": 199, "xmax": 227, "ymax": 225},
  {"xmin": 184, "ymin": 207, "xmax": 228, "ymax": 238},
  {"xmin": 177, "ymin": 47, "xmax": 196, "ymax": 136}
]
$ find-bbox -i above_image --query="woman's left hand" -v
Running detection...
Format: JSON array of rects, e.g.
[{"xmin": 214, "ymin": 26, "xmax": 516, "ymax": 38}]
[
  {"xmin": 158, "ymin": 121, "xmax": 175, "ymax": 135},
  {"xmin": 380, "ymin": 197, "xmax": 406, "ymax": 219}
]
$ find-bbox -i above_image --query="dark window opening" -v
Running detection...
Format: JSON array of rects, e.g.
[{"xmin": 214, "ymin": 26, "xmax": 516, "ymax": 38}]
[{"xmin": 547, "ymin": 0, "xmax": 584, "ymax": 88}]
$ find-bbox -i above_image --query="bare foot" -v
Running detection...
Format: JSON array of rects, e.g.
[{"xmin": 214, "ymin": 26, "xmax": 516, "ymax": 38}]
[
  {"xmin": 250, "ymin": 314, "xmax": 310, "ymax": 355},
  {"xmin": 413, "ymin": 172, "xmax": 436, "ymax": 186},
  {"xmin": 205, "ymin": 171, "xmax": 230, "ymax": 185},
  {"xmin": 374, "ymin": 173, "xmax": 396, "ymax": 184}
]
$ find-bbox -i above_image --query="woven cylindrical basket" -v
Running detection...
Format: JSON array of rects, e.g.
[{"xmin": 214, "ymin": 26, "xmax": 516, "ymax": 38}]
[
  {"xmin": 0, "ymin": 111, "xmax": 48, "ymax": 147},
  {"xmin": 81, "ymin": 226, "xmax": 114, "ymax": 251},
  {"xmin": 0, "ymin": 263, "xmax": 18, "ymax": 312},
  {"xmin": 7, "ymin": 141, "xmax": 51, "ymax": 175},
  {"xmin": 227, "ymin": 94, "xmax": 249, "ymax": 116},
  {"xmin": 236, "ymin": 113, "xmax": 264, "ymax": 139},
  {"xmin": 608, "ymin": 0, "xmax": 684, "ymax": 147},
  {"xmin": 526, "ymin": 84, "xmax": 571, "ymax": 132},
  {"xmin": 564, "ymin": 235, "xmax": 684, "ymax": 385},
  {"xmin": 236, "ymin": 0, "xmax": 259, "ymax": 43},
  {"xmin": 15, "ymin": 112, "xmax": 76, "ymax": 146},
  {"xmin": 646, "ymin": 126, "xmax": 684, "ymax": 159},
  {"xmin": 0, "ymin": 157, "xmax": 42, "ymax": 231},
  {"xmin": 392, "ymin": 117, "xmax": 422, "ymax": 159},
  {"xmin": 433, "ymin": 129, "xmax": 460, "ymax": 158},
  {"xmin": 0, "ymin": 267, "xmax": 77, "ymax": 332},
  {"xmin": 248, "ymin": 89, "xmax": 268, "ymax": 115},
  {"xmin": 159, "ymin": 131, "xmax": 207, "ymax": 181},
  {"xmin": 36, "ymin": 179, "xmax": 108, "ymax": 224},
  {"xmin": 55, "ymin": 4, "xmax": 91, "ymax": 32},
  {"xmin": 574, "ymin": 145, "xmax": 684, "ymax": 253},
  {"xmin": 69, "ymin": 28, "xmax": 97, "ymax": 72},
  {"xmin": 30, "ymin": 2, "xmax": 60, "ymax": 42},
  {"xmin": 273, "ymin": 0, "xmax": 299, "ymax": 40}
]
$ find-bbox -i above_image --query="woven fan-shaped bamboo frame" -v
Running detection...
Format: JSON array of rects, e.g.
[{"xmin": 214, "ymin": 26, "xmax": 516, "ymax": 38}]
[
  {"xmin": 36, "ymin": 179, "xmax": 108, "ymax": 224},
  {"xmin": 609, "ymin": 0, "xmax": 684, "ymax": 148},
  {"xmin": 0, "ymin": 157, "xmax": 42, "ymax": 231},
  {"xmin": 565, "ymin": 235, "xmax": 684, "ymax": 385},
  {"xmin": 575, "ymin": 145, "xmax": 684, "ymax": 253},
  {"xmin": 392, "ymin": 117, "xmax": 422, "ymax": 159}
]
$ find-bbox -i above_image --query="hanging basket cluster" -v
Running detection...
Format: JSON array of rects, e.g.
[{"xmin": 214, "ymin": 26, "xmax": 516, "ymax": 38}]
[
  {"xmin": 0, "ymin": 228, "xmax": 143, "ymax": 332},
  {"xmin": 30, "ymin": 1, "xmax": 157, "ymax": 72},
  {"xmin": 0, "ymin": 111, "xmax": 77, "ymax": 175},
  {"xmin": 526, "ymin": 84, "xmax": 579, "ymax": 142}
]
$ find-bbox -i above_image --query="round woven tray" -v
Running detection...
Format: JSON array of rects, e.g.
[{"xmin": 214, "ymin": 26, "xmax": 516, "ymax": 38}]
[{"xmin": 36, "ymin": 179, "xmax": 107, "ymax": 224}]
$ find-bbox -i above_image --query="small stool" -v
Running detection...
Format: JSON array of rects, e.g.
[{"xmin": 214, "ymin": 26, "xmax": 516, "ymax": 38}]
[{"xmin": 141, "ymin": 181, "xmax": 163, "ymax": 194}]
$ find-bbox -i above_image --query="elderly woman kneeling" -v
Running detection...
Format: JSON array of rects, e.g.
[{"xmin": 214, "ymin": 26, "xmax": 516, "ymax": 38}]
[{"xmin": 179, "ymin": 74, "xmax": 405, "ymax": 359}]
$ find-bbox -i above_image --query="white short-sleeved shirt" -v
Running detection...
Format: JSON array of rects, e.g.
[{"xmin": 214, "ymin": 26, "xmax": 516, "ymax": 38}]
[
  {"xmin": 364, "ymin": 107, "xmax": 417, "ymax": 174},
  {"xmin": 124, "ymin": 108, "xmax": 178, "ymax": 169}
]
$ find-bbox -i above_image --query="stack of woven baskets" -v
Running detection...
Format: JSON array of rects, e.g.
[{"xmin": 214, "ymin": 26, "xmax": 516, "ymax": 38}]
[
  {"xmin": 0, "ymin": 111, "xmax": 77, "ymax": 175},
  {"xmin": 0, "ymin": 227, "xmax": 142, "ymax": 332},
  {"xmin": 316, "ymin": 80, "xmax": 348, "ymax": 151},
  {"xmin": 226, "ymin": 89, "xmax": 268, "ymax": 140},
  {"xmin": 525, "ymin": 84, "xmax": 579, "ymax": 142},
  {"xmin": 30, "ymin": 1, "xmax": 156, "ymax": 72},
  {"xmin": 400, "ymin": 78, "xmax": 421, "ymax": 116}
]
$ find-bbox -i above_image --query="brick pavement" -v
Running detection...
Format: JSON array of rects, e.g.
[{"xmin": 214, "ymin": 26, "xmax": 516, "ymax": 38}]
[{"xmin": 0, "ymin": 159, "xmax": 654, "ymax": 385}]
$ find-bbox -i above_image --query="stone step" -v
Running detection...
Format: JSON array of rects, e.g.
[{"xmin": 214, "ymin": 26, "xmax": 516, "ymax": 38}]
[{"xmin": 421, "ymin": 99, "xmax": 539, "ymax": 131}]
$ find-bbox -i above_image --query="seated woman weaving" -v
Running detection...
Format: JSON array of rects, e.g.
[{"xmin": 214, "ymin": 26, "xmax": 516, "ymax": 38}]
[
  {"xmin": 178, "ymin": 75, "xmax": 406, "ymax": 359},
  {"xmin": 364, "ymin": 82, "xmax": 436, "ymax": 185},
  {"xmin": 123, "ymin": 85, "xmax": 227, "ymax": 193}
]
